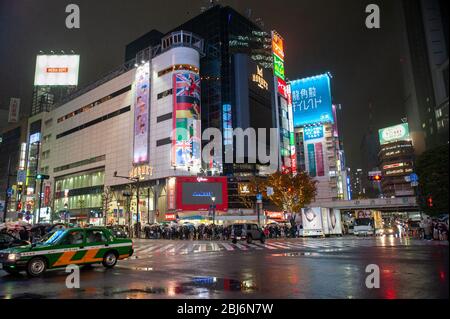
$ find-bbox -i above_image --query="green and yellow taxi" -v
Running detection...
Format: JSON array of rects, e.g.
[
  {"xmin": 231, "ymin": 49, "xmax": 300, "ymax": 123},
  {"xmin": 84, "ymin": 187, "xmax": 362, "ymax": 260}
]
[{"xmin": 0, "ymin": 227, "xmax": 133, "ymax": 277}]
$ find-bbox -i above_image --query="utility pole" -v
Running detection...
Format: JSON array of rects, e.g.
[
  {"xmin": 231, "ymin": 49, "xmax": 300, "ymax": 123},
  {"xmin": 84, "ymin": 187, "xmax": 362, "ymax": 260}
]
[{"xmin": 2, "ymin": 156, "xmax": 12, "ymax": 223}]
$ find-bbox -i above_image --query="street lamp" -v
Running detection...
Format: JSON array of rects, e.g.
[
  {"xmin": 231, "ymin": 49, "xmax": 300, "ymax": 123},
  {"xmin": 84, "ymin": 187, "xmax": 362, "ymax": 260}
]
[
  {"xmin": 113, "ymin": 171, "xmax": 141, "ymax": 238},
  {"xmin": 64, "ymin": 203, "xmax": 68, "ymax": 224},
  {"xmin": 211, "ymin": 196, "xmax": 216, "ymax": 225}
]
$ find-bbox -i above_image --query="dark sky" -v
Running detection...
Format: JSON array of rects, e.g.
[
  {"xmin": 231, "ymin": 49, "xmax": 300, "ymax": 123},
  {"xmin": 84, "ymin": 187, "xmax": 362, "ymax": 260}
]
[{"xmin": 0, "ymin": 0, "xmax": 408, "ymax": 169}]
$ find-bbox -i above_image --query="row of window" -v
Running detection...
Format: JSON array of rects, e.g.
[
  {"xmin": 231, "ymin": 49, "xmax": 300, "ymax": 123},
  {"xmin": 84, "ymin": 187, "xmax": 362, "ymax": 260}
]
[
  {"xmin": 55, "ymin": 170, "xmax": 105, "ymax": 192},
  {"xmin": 54, "ymin": 155, "xmax": 106, "ymax": 173},
  {"xmin": 157, "ymin": 64, "xmax": 199, "ymax": 77},
  {"xmin": 56, "ymin": 106, "xmax": 131, "ymax": 139},
  {"xmin": 57, "ymin": 85, "xmax": 131, "ymax": 124}
]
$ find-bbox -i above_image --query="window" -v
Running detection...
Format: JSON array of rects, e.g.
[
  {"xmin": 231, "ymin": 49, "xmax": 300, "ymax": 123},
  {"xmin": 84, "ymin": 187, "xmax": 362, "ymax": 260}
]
[
  {"xmin": 157, "ymin": 112, "xmax": 172, "ymax": 123},
  {"xmin": 156, "ymin": 137, "xmax": 171, "ymax": 146},
  {"xmin": 56, "ymin": 106, "xmax": 131, "ymax": 139},
  {"xmin": 61, "ymin": 231, "xmax": 84, "ymax": 245},
  {"xmin": 57, "ymin": 85, "xmax": 131, "ymax": 123},
  {"xmin": 157, "ymin": 88, "xmax": 173, "ymax": 100},
  {"xmin": 86, "ymin": 230, "xmax": 107, "ymax": 243}
]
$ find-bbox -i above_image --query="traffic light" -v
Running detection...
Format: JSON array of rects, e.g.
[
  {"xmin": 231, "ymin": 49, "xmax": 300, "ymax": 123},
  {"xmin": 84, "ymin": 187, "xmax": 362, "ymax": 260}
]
[
  {"xmin": 427, "ymin": 196, "xmax": 433, "ymax": 208},
  {"xmin": 369, "ymin": 174, "xmax": 382, "ymax": 181},
  {"xmin": 16, "ymin": 202, "xmax": 22, "ymax": 211},
  {"xmin": 36, "ymin": 174, "xmax": 50, "ymax": 180}
]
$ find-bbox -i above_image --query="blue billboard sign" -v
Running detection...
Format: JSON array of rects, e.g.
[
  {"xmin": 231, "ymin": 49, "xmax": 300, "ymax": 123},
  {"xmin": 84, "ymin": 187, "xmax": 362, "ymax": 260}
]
[
  {"xmin": 291, "ymin": 74, "xmax": 333, "ymax": 127},
  {"xmin": 303, "ymin": 125, "xmax": 324, "ymax": 141}
]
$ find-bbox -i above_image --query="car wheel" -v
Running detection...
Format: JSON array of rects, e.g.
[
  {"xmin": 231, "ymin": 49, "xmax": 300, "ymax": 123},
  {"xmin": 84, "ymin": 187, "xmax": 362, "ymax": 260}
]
[
  {"xmin": 102, "ymin": 251, "xmax": 118, "ymax": 268},
  {"xmin": 246, "ymin": 235, "xmax": 253, "ymax": 244},
  {"xmin": 26, "ymin": 257, "xmax": 47, "ymax": 277},
  {"xmin": 232, "ymin": 238, "xmax": 237, "ymax": 244}
]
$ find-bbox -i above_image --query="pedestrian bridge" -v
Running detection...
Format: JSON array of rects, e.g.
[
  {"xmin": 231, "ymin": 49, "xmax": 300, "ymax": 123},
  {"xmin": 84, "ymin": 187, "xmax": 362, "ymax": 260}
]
[{"xmin": 312, "ymin": 197, "xmax": 419, "ymax": 212}]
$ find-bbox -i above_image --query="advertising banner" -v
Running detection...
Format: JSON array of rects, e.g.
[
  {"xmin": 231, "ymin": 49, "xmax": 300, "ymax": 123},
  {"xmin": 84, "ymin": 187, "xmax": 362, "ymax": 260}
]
[
  {"xmin": 172, "ymin": 73, "xmax": 201, "ymax": 168},
  {"xmin": 301, "ymin": 207, "xmax": 324, "ymax": 236},
  {"xmin": 321, "ymin": 208, "xmax": 343, "ymax": 235},
  {"xmin": 34, "ymin": 55, "xmax": 80, "ymax": 86},
  {"xmin": 272, "ymin": 32, "xmax": 285, "ymax": 60},
  {"xmin": 304, "ymin": 126, "xmax": 327, "ymax": 177},
  {"xmin": 273, "ymin": 54, "xmax": 285, "ymax": 80},
  {"xmin": 378, "ymin": 123, "xmax": 410, "ymax": 145},
  {"xmin": 8, "ymin": 98, "xmax": 20, "ymax": 123},
  {"xmin": 133, "ymin": 62, "xmax": 150, "ymax": 164},
  {"xmin": 291, "ymin": 74, "xmax": 333, "ymax": 127}
]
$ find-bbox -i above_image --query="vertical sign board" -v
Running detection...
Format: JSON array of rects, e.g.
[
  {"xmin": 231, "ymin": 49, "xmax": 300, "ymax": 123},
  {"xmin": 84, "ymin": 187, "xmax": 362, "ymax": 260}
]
[
  {"xmin": 303, "ymin": 125, "xmax": 326, "ymax": 177},
  {"xmin": 133, "ymin": 62, "xmax": 150, "ymax": 164},
  {"xmin": 287, "ymin": 84, "xmax": 297, "ymax": 175},
  {"xmin": 172, "ymin": 73, "xmax": 201, "ymax": 168},
  {"xmin": 301, "ymin": 207, "xmax": 324, "ymax": 236},
  {"xmin": 8, "ymin": 98, "xmax": 20, "ymax": 123},
  {"xmin": 272, "ymin": 30, "xmax": 295, "ymax": 171}
]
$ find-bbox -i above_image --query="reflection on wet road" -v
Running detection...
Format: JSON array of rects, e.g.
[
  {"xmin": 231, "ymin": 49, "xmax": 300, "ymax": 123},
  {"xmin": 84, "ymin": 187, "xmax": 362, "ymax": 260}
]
[{"xmin": 0, "ymin": 237, "xmax": 448, "ymax": 299}]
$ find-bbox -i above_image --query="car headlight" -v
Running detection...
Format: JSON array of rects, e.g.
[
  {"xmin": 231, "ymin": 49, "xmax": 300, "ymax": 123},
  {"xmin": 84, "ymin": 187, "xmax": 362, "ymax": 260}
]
[{"xmin": 8, "ymin": 253, "xmax": 19, "ymax": 261}]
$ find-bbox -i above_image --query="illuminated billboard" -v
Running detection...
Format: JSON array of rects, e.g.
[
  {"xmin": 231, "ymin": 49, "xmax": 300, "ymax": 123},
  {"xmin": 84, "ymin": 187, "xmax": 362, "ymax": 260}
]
[
  {"xmin": 34, "ymin": 55, "xmax": 80, "ymax": 86},
  {"xmin": 176, "ymin": 176, "xmax": 228, "ymax": 211},
  {"xmin": 172, "ymin": 72, "xmax": 201, "ymax": 168},
  {"xmin": 273, "ymin": 54, "xmax": 285, "ymax": 80},
  {"xmin": 133, "ymin": 62, "xmax": 150, "ymax": 164},
  {"xmin": 303, "ymin": 127, "xmax": 326, "ymax": 177},
  {"xmin": 272, "ymin": 32, "xmax": 285, "ymax": 60},
  {"xmin": 291, "ymin": 74, "xmax": 333, "ymax": 127},
  {"xmin": 378, "ymin": 123, "xmax": 410, "ymax": 145}
]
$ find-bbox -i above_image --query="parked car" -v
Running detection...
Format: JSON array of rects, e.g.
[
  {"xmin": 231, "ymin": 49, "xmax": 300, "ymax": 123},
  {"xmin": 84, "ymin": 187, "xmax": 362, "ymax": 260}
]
[
  {"xmin": 0, "ymin": 227, "xmax": 133, "ymax": 277},
  {"xmin": 0, "ymin": 232, "xmax": 30, "ymax": 250},
  {"xmin": 230, "ymin": 223, "xmax": 265, "ymax": 244}
]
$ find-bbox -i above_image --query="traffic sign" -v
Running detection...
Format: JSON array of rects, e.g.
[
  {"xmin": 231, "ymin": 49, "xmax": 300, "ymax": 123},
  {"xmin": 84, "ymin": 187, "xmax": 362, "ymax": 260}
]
[
  {"xmin": 411, "ymin": 181, "xmax": 419, "ymax": 187},
  {"xmin": 266, "ymin": 187, "xmax": 274, "ymax": 196},
  {"xmin": 7, "ymin": 188, "xmax": 14, "ymax": 197},
  {"xmin": 17, "ymin": 170, "xmax": 26, "ymax": 183},
  {"xmin": 409, "ymin": 173, "xmax": 419, "ymax": 183}
]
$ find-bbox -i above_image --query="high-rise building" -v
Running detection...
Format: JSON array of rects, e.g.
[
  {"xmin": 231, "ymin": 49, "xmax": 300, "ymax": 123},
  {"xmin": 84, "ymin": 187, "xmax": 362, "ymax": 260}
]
[
  {"xmin": 290, "ymin": 74, "xmax": 349, "ymax": 202},
  {"xmin": 400, "ymin": 0, "xmax": 449, "ymax": 154},
  {"xmin": 378, "ymin": 123, "xmax": 415, "ymax": 197}
]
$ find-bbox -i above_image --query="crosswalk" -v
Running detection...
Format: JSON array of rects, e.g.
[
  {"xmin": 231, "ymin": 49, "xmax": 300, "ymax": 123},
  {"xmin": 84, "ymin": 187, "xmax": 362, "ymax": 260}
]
[{"xmin": 130, "ymin": 238, "xmax": 447, "ymax": 258}]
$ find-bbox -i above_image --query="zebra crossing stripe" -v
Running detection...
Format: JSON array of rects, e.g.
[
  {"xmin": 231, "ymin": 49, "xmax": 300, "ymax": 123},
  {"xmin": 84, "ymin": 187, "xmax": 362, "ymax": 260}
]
[
  {"xmin": 155, "ymin": 244, "xmax": 175, "ymax": 253},
  {"xmin": 136, "ymin": 245, "xmax": 162, "ymax": 254},
  {"xmin": 268, "ymin": 242, "xmax": 291, "ymax": 249},
  {"xmin": 221, "ymin": 243, "xmax": 235, "ymax": 251},
  {"xmin": 253, "ymin": 242, "xmax": 277, "ymax": 249},
  {"xmin": 246, "ymin": 243, "xmax": 263, "ymax": 250},
  {"xmin": 234, "ymin": 243, "xmax": 248, "ymax": 250}
]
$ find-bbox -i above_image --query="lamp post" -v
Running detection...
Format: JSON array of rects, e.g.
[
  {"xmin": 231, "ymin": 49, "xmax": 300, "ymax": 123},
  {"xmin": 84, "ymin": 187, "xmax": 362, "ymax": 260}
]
[
  {"xmin": 114, "ymin": 171, "xmax": 141, "ymax": 238},
  {"xmin": 64, "ymin": 203, "xmax": 68, "ymax": 224},
  {"xmin": 211, "ymin": 196, "xmax": 216, "ymax": 225}
]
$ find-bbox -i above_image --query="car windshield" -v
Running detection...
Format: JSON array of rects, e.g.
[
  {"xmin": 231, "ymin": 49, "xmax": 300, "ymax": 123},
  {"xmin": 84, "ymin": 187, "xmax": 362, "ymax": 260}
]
[
  {"xmin": 355, "ymin": 218, "xmax": 372, "ymax": 226},
  {"xmin": 43, "ymin": 230, "xmax": 66, "ymax": 245}
]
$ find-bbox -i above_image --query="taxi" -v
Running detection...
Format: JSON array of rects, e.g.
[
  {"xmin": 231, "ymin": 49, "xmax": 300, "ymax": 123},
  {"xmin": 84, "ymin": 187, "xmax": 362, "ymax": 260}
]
[{"xmin": 0, "ymin": 227, "xmax": 133, "ymax": 277}]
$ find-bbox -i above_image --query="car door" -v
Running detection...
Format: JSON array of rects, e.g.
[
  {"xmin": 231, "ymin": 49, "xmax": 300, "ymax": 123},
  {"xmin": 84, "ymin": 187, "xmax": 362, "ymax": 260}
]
[
  {"xmin": 84, "ymin": 229, "xmax": 109, "ymax": 264},
  {"xmin": 50, "ymin": 230, "xmax": 86, "ymax": 267}
]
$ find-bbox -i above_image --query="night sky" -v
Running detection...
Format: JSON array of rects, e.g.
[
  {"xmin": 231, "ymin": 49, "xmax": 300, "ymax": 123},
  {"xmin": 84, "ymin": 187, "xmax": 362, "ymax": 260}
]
[{"xmin": 0, "ymin": 0, "xmax": 409, "ymax": 169}]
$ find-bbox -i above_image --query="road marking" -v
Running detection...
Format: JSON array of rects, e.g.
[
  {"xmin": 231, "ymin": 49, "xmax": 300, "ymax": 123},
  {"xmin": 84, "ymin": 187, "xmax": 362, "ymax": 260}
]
[
  {"xmin": 137, "ymin": 245, "xmax": 162, "ymax": 254},
  {"xmin": 221, "ymin": 243, "xmax": 235, "ymax": 251},
  {"xmin": 154, "ymin": 244, "xmax": 174, "ymax": 253},
  {"xmin": 268, "ymin": 242, "xmax": 291, "ymax": 249},
  {"xmin": 234, "ymin": 243, "xmax": 248, "ymax": 250},
  {"xmin": 246, "ymin": 243, "xmax": 263, "ymax": 250},
  {"xmin": 253, "ymin": 242, "xmax": 277, "ymax": 249}
]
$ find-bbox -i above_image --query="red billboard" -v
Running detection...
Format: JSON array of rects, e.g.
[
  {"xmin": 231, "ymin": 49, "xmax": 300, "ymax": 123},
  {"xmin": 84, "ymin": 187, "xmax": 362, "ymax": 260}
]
[{"xmin": 175, "ymin": 176, "xmax": 228, "ymax": 211}]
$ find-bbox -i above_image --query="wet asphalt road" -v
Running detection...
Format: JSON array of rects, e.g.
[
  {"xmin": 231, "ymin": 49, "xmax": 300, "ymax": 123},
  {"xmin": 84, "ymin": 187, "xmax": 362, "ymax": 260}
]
[{"xmin": 0, "ymin": 237, "xmax": 448, "ymax": 299}]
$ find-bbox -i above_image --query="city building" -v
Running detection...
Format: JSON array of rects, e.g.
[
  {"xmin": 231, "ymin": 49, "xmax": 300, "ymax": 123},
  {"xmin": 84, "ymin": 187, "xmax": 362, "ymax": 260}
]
[
  {"xmin": 378, "ymin": 123, "xmax": 415, "ymax": 197},
  {"xmin": 290, "ymin": 74, "xmax": 349, "ymax": 202},
  {"xmin": 400, "ymin": 0, "xmax": 449, "ymax": 154},
  {"xmin": 351, "ymin": 168, "xmax": 365, "ymax": 198},
  {"xmin": 0, "ymin": 118, "xmax": 29, "ymax": 222}
]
